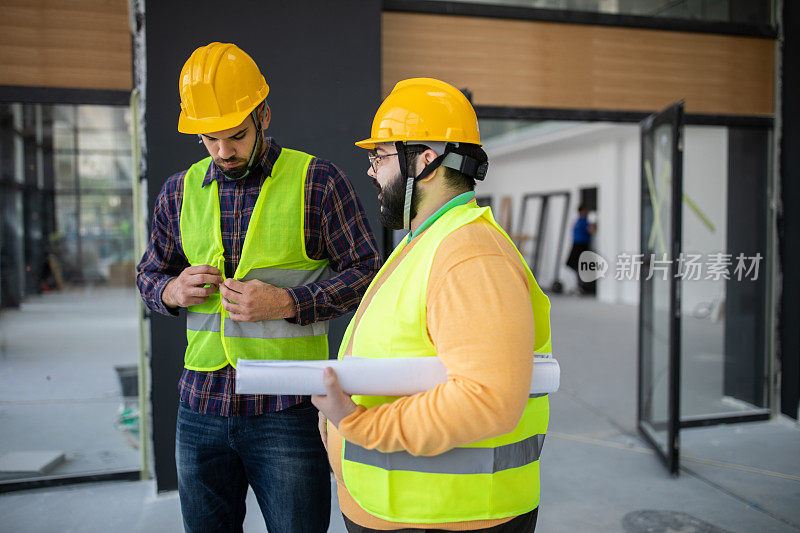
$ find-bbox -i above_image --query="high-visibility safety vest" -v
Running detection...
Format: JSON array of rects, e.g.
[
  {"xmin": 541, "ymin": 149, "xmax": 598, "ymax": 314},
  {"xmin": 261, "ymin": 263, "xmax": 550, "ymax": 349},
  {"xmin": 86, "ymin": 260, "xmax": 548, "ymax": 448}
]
[
  {"xmin": 338, "ymin": 200, "xmax": 552, "ymax": 524},
  {"xmin": 179, "ymin": 149, "xmax": 331, "ymax": 371}
]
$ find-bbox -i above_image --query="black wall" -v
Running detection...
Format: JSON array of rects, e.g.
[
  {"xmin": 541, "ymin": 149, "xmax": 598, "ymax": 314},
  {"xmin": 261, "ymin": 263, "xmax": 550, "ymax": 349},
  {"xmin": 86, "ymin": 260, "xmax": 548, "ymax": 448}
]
[
  {"xmin": 143, "ymin": 0, "xmax": 382, "ymax": 491},
  {"xmin": 724, "ymin": 128, "xmax": 768, "ymax": 406},
  {"xmin": 780, "ymin": 1, "xmax": 799, "ymax": 420}
]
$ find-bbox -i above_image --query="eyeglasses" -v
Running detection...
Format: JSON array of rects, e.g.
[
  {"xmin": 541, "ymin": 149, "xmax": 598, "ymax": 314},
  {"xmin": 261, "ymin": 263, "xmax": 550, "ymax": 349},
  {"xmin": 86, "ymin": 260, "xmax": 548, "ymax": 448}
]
[
  {"xmin": 367, "ymin": 148, "xmax": 427, "ymax": 173},
  {"xmin": 367, "ymin": 152, "xmax": 399, "ymax": 173}
]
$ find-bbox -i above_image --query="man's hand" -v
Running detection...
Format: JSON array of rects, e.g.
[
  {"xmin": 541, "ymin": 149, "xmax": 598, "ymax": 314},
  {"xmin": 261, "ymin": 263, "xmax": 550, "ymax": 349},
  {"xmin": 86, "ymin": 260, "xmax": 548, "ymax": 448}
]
[
  {"xmin": 219, "ymin": 278, "xmax": 296, "ymax": 322},
  {"xmin": 162, "ymin": 265, "xmax": 222, "ymax": 308},
  {"xmin": 318, "ymin": 412, "xmax": 328, "ymax": 452},
  {"xmin": 311, "ymin": 368, "xmax": 357, "ymax": 428}
]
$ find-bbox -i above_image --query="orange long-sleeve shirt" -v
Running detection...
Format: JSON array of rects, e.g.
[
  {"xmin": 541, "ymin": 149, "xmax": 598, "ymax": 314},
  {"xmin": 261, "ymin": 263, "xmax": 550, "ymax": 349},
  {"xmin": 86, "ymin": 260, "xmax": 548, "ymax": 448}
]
[{"xmin": 328, "ymin": 217, "xmax": 537, "ymax": 531}]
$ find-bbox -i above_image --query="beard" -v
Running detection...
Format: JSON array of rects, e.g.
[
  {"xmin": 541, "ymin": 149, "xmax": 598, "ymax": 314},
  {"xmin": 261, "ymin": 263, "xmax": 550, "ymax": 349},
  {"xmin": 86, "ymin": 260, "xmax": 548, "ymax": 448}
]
[
  {"xmin": 372, "ymin": 169, "xmax": 422, "ymax": 230},
  {"xmin": 214, "ymin": 157, "xmax": 250, "ymax": 180},
  {"xmin": 212, "ymin": 135, "xmax": 261, "ymax": 180}
]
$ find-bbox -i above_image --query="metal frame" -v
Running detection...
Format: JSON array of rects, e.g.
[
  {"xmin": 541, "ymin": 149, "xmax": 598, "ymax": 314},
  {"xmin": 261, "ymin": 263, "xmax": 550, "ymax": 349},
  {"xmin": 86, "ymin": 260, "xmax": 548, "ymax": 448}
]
[
  {"xmin": 0, "ymin": 86, "xmax": 130, "ymax": 106},
  {"xmin": 676, "ymin": 122, "xmax": 773, "ymax": 429},
  {"xmin": 637, "ymin": 102, "xmax": 683, "ymax": 475},
  {"xmin": 383, "ymin": 0, "xmax": 777, "ymax": 38},
  {"xmin": 476, "ymin": 106, "xmax": 774, "ymax": 129},
  {"xmin": 516, "ymin": 191, "xmax": 571, "ymax": 289},
  {"xmin": 667, "ymin": 105, "xmax": 684, "ymax": 475},
  {"xmin": 680, "ymin": 411, "xmax": 770, "ymax": 428},
  {"xmin": 0, "ymin": 469, "xmax": 140, "ymax": 494}
]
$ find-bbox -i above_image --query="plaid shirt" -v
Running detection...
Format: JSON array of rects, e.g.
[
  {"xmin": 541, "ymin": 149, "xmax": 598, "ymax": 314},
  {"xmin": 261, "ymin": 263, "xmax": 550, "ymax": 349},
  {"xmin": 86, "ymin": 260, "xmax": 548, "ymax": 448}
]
[{"xmin": 136, "ymin": 137, "xmax": 381, "ymax": 416}]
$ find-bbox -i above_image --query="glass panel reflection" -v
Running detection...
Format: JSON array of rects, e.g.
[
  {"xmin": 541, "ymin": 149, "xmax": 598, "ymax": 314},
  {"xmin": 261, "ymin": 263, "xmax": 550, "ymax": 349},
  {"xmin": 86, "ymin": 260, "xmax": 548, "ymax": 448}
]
[
  {"xmin": 680, "ymin": 126, "xmax": 769, "ymax": 419},
  {"xmin": 640, "ymin": 122, "xmax": 675, "ymax": 455},
  {"xmin": 0, "ymin": 102, "xmax": 139, "ymax": 484}
]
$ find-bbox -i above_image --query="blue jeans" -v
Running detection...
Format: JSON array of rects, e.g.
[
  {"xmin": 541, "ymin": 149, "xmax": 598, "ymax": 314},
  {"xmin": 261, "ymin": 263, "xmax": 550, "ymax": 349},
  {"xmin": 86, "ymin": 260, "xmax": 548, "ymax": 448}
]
[{"xmin": 176, "ymin": 400, "xmax": 331, "ymax": 533}]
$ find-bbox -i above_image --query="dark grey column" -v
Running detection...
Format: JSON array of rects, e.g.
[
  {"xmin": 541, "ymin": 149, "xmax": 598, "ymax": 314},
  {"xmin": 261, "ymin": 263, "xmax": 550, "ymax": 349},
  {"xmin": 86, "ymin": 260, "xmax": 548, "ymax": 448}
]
[
  {"xmin": 780, "ymin": 0, "xmax": 800, "ymax": 420},
  {"xmin": 0, "ymin": 105, "xmax": 23, "ymax": 308},
  {"xmin": 724, "ymin": 127, "xmax": 768, "ymax": 407},
  {"xmin": 22, "ymin": 105, "xmax": 45, "ymax": 297},
  {"xmin": 143, "ymin": 0, "xmax": 382, "ymax": 491}
]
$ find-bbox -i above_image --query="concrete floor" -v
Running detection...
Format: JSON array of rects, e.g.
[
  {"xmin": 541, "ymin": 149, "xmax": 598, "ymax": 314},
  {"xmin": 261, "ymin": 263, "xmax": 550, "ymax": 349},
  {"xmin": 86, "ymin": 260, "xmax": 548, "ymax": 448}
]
[
  {"xmin": 0, "ymin": 290, "xmax": 798, "ymax": 532},
  {"xmin": 0, "ymin": 287, "xmax": 140, "ymax": 480}
]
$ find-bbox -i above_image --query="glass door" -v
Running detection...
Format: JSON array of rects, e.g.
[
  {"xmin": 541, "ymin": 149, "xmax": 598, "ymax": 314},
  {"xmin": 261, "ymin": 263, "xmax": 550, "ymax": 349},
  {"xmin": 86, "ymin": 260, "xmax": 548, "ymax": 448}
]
[{"xmin": 638, "ymin": 102, "xmax": 684, "ymax": 475}]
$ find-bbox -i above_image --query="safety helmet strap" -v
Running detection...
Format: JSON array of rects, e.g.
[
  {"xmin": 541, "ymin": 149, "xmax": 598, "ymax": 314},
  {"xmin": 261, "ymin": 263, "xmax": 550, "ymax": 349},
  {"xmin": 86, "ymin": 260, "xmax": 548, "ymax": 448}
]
[
  {"xmin": 396, "ymin": 140, "xmax": 488, "ymax": 230},
  {"xmin": 219, "ymin": 101, "xmax": 268, "ymax": 180}
]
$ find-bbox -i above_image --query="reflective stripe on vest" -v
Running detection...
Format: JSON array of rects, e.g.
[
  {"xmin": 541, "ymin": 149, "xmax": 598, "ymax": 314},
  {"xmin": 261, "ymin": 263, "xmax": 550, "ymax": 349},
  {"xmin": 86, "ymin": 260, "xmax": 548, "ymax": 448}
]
[
  {"xmin": 187, "ymin": 266, "xmax": 333, "ymax": 339},
  {"xmin": 338, "ymin": 201, "xmax": 552, "ymax": 524},
  {"xmin": 187, "ymin": 312, "xmax": 221, "ymax": 332},
  {"xmin": 345, "ymin": 434, "xmax": 545, "ymax": 475},
  {"xmin": 179, "ymin": 149, "xmax": 330, "ymax": 370}
]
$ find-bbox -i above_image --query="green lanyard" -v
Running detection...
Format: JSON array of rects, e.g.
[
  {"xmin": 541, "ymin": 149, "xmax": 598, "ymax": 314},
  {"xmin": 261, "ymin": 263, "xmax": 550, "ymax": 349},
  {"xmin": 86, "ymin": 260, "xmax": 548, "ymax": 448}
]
[{"xmin": 407, "ymin": 191, "xmax": 476, "ymax": 243}]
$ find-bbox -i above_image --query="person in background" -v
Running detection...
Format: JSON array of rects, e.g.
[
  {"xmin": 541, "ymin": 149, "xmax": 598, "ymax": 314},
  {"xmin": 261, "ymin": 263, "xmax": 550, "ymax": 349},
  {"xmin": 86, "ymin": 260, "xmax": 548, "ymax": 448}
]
[{"xmin": 566, "ymin": 204, "xmax": 597, "ymax": 295}]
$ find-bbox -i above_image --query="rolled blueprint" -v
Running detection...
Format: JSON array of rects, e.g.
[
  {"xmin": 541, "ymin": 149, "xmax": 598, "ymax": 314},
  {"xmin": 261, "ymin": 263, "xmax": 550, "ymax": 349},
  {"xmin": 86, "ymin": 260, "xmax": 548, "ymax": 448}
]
[{"xmin": 235, "ymin": 356, "xmax": 560, "ymax": 396}]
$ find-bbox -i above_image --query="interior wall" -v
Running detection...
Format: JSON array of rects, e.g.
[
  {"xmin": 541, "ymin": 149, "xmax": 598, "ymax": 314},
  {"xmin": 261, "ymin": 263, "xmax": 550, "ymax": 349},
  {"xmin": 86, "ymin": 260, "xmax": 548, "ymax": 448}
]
[
  {"xmin": 143, "ymin": 0, "xmax": 382, "ymax": 492},
  {"xmin": 479, "ymin": 123, "xmax": 639, "ymax": 303},
  {"xmin": 479, "ymin": 123, "xmax": 729, "ymax": 308}
]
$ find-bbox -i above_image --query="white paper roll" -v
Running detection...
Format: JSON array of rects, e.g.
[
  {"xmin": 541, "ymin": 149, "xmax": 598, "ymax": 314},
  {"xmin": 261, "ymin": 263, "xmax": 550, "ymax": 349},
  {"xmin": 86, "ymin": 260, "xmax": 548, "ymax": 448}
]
[{"xmin": 235, "ymin": 356, "xmax": 560, "ymax": 396}]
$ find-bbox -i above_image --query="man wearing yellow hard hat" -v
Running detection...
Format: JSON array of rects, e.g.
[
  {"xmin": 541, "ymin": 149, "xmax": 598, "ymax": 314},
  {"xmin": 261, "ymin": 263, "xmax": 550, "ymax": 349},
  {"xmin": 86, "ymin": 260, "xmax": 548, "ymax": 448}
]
[
  {"xmin": 136, "ymin": 42, "xmax": 381, "ymax": 532},
  {"xmin": 312, "ymin": 78, "xmax": 552, "ymax": 532}
]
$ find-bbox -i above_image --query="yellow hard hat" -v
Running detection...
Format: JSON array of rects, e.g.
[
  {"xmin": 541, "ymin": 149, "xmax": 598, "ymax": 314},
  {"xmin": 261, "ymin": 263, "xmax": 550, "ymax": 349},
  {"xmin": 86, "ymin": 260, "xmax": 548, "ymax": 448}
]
[
  {"xmin": 355, "ymin": 78, "xmax": 481, "ymax": 150},
  {"xmin": 177, "ymin": 42, "xmax": 269, "ymax": 134}
]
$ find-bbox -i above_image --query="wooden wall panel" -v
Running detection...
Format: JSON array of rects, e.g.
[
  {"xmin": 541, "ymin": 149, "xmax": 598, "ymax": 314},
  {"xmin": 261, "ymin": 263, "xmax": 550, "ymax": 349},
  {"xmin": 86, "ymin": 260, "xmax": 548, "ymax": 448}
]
[
  {"xmin": 0, "ymin": 0, "xmax": 132, "ymax": 91},
  {"xmin": 383, "ymin": 12, "xmax": 774, "ymax": 116}
]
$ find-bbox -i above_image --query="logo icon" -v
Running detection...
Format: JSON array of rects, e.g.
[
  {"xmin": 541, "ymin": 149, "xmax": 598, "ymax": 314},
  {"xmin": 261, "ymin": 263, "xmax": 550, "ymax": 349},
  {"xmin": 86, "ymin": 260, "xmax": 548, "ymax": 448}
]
[{"xmin": 578, "ymin": 251, "xmax": 608, "ymax": 283}]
